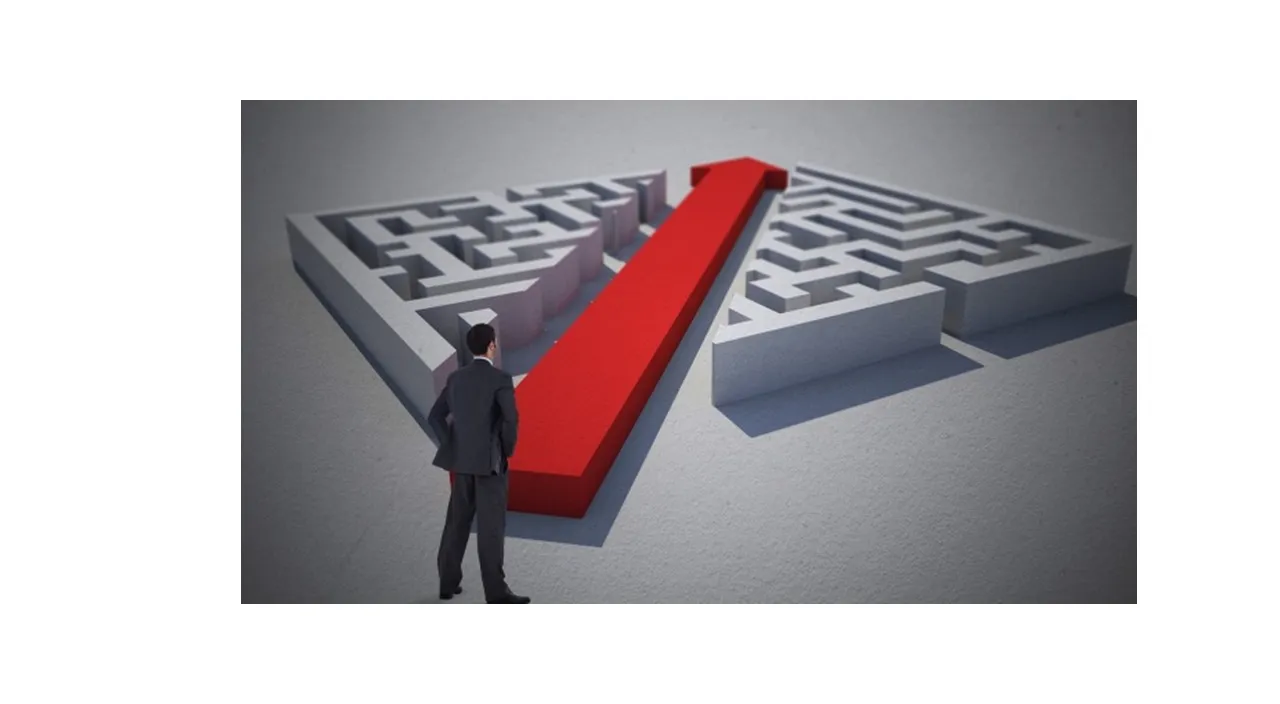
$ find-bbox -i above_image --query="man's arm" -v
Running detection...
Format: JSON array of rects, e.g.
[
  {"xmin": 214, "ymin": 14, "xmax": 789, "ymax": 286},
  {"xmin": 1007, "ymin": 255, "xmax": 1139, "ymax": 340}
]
[
  {"xmin": 427, "ymin": 378, "xmax": 452, "ymax": 447},
  {"xmin": 496, "ymin": 372, "xmax": 518, "ymax": 457}
]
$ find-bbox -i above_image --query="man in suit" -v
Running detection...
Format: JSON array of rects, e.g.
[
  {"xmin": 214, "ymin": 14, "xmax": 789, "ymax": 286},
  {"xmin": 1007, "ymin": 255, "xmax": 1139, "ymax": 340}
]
[{"xmin": 427, "ymin": 323, "xmax": 532, "ymax": 604}]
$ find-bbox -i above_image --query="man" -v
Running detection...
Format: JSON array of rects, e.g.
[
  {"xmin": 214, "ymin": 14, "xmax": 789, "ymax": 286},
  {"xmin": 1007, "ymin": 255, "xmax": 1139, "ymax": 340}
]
[{"xmin": 427, "ymin": 323, "xmax": 532, "ymax": 604}]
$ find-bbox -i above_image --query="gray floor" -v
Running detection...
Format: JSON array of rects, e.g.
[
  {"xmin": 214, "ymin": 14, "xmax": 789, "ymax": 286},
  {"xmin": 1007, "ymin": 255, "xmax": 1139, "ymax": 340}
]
[{"xmin": 242, "ymin": 101, "xmax": 1136, "ymax": 603}]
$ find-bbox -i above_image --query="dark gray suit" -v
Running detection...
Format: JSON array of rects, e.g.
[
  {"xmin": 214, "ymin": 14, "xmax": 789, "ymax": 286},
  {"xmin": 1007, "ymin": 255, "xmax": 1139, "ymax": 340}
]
[{"xmin": 427, "ymin": 357, "xmax": 518, "ymax": 601}]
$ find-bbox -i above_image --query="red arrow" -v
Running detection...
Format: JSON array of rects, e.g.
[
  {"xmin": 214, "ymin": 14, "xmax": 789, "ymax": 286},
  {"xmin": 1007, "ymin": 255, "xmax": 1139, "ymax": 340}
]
[{"xmin": 504, "ymin": 157, "xmax": 788, "ymax": 517}]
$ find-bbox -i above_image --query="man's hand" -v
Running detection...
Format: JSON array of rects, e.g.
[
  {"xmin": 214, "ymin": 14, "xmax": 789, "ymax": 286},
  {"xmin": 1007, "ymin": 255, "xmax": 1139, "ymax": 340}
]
[
  {"xmin": 496, "ymin": 372, "xmax": 518, "ymax": 458},
  {"xmin": 427, "ymin": 379, "xmax": 452, "ymax": 447}
]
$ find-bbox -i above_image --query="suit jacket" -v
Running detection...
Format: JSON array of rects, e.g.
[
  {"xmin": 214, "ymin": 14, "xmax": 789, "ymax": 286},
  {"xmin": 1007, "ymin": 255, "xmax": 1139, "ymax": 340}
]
[{"xmin": 427, "ymin": 358, "xmax": 519, "ymax": 476}]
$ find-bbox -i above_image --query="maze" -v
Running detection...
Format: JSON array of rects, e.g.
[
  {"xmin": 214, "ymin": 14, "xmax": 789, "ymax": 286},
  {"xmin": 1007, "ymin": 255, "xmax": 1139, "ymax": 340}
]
[
  {"xmin": 286, "ymin": 170, "xmax": 668, "ymax": 436},
  {"xmin": 289, "ymin": 160, "xmax": 1132, "ymax": 454},
  {"xmin": 711, "ymin": 163, "xmax": 1133, "ymax": 405}
]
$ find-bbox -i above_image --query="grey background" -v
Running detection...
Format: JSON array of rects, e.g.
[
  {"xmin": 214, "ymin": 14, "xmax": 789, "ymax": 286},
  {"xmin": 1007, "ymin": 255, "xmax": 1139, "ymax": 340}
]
[{"xmin": 242, "ymin": 101, "xmax": 1136, "ymax": 603}]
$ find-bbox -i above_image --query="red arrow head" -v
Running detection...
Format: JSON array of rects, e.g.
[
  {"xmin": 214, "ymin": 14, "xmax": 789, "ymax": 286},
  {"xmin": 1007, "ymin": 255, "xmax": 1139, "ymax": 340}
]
[{"xmin": 691, "ymin": 157, "xmax": 789, "ymax": 190}]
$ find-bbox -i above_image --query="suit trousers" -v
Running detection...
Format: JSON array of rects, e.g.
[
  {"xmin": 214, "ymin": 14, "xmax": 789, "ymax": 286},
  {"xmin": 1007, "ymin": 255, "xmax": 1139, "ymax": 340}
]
[{"xmin": 437, "ymin": 470, "xmax": 510, "ymax": 600}]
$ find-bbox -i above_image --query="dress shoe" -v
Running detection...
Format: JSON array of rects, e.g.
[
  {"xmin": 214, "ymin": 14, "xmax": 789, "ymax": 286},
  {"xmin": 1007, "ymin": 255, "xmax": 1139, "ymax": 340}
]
[
  {"xmin": 439, "ymin": 586, "xmax": 463, "ymax": 600},
  {"xmin": 486, "ymin": 591, "xmax": 531, "ymax": 604}
]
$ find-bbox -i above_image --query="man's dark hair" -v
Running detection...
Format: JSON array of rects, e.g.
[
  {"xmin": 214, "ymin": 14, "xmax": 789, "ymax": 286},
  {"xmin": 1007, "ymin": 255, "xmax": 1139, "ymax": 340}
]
[{"xmin": 466, "ymin": 323, "xmax": 496, "ymax": 356}]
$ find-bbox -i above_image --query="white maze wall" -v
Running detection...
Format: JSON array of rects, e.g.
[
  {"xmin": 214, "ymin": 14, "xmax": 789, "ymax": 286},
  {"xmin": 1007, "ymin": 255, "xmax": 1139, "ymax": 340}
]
[
  {"xmin": 286, "ymin": 171, "xmax": 668, "ymax": 430},
  {"xmin": 711, "ymin": 164, "xmax": 1133, "ymax": 405}
]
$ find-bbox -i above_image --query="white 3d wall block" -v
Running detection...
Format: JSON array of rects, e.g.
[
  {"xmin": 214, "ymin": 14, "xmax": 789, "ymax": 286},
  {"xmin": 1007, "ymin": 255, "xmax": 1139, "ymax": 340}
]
[{"xmin": 711, "ymin": 163, "xmax": 1132, "ymax": 406}]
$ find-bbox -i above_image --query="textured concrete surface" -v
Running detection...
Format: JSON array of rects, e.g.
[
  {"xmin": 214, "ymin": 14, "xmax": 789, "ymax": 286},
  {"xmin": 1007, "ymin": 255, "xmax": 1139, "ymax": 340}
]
[{"xmin": 242, "ymin": 101, "xmax": 1136, "ymax": 603}]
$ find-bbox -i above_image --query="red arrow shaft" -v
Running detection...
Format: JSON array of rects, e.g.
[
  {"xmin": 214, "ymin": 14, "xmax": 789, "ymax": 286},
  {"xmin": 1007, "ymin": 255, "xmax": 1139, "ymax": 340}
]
[{"xmin": 506, "ymin": 161, "xmax": 784, "ymax": 517}]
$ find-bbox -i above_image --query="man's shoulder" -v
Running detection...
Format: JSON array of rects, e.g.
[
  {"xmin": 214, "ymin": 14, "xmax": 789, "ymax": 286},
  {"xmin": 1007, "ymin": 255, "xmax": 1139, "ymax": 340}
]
[
  {"xmin": 446, "ymin": 364, "xmax": 479, "ymax": 387},
  {"xmin": 489, "ymin": 363, "xmax": 514, "ymax": 385},
  {"xmin": 452, "ymin": 361, "xmax": 511, "ymax": 382}
]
